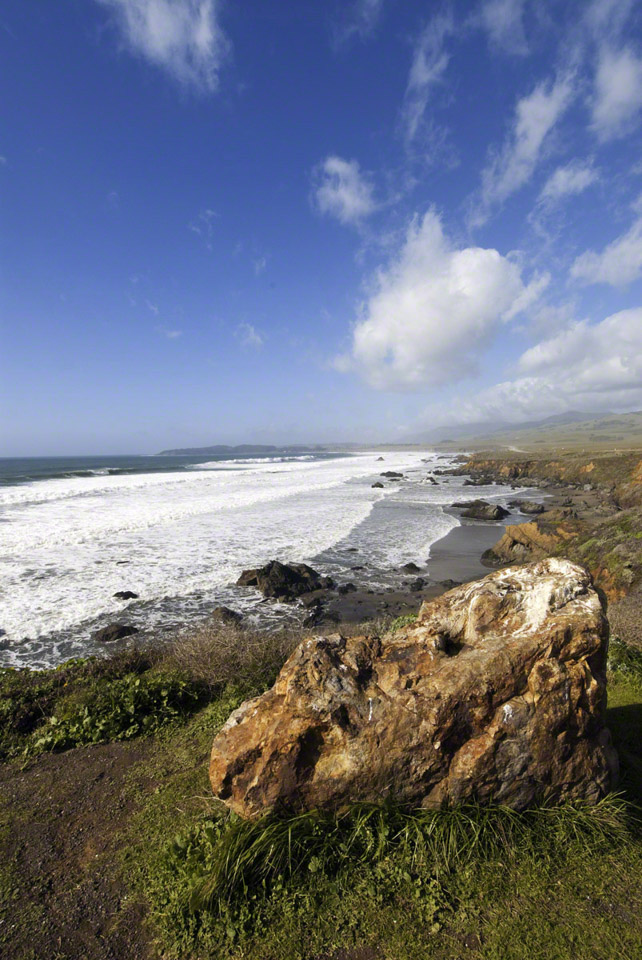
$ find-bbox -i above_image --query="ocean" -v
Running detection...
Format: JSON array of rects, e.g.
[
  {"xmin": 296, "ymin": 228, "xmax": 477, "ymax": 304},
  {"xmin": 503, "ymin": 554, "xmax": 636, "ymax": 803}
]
[{"xmin": 0, "ymin": 450, "xmax": 512, "ymax": 669}]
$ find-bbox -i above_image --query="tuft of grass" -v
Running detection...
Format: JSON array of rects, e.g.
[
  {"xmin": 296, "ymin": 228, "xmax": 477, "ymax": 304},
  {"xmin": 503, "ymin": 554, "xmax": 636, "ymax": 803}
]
[
  {"xmin": 609, "ymin": 636, "xmax": 642, "ymax": 687},
  {"xmin": 184, "ymin": 796, "xmax": 632, "ymax": 914},
  {"xmin": 163, "ymin": 621, "xmax": 302, "ymax": 695},
  {"xmin": 387, "ymin": 613, "xmax": 418, "ymax": 633}
]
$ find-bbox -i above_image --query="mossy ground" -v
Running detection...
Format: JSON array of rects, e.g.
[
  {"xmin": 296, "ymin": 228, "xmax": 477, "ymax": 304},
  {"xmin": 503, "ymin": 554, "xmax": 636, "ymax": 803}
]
[{"xmin": 1, "ymin": 627, "xmax": 641, "ymax": 960}]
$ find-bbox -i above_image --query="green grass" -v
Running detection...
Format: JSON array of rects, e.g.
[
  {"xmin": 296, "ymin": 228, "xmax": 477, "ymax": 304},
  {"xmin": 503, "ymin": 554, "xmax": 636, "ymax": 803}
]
[{"xmin": 117, "ymin": 655, "xmax": 642, "ymax": 960}]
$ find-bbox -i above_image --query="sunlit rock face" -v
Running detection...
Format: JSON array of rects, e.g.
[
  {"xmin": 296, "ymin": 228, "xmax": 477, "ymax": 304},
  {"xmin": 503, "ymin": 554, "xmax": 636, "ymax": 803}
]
[{"xmin": 210, "ymin": 559, "xmax": 618, "ymax": 818}]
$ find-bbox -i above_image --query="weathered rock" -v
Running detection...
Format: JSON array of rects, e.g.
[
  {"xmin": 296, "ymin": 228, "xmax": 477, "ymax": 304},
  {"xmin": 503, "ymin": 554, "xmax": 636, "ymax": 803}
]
[
  {"xmin": 402, "ymin": 562, "xmax": 422, "ymax": 573},
  {"xmin": 113, "ymin": 590, "xmax": 139, "ymax": 600},
  {"xmin": 482, "ymin": 521, "xmax": 561, "ymax": 565},
  {"xmin": 371, "ymin": 482, "xmax": 384, "ymax": 489},
  {"xmin": 453, "ymin": 499, "xmax": 510, "ymax": 521},
  {"xmin": 236, "ymin": 560, "xmax": 334, "ymax": 600},
  {"xmin": 508, "ymin": 499, "xmax": 545, "ymax": 515},
  {"xmin": 210, "ymin": 559, "xmax": 617, "ymax": 817},
  {"xmin": 211, "ymin": 606, "xmax": 243, "ymax": 625},
  {"xmin": 380, "ymin": 471, "xmax": 404, "ymax": 479},
  {"xmin": 93, "ymin": 623, "xmax": 139, "ymax": 643}
]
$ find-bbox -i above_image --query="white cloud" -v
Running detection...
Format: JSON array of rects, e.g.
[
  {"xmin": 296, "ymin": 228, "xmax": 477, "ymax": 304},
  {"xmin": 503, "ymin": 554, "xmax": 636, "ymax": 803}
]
[
  {"xmin": 538, "ymin": 161, "xmax": 598, "ymax": 203},
  {"xmin": 401, "ymin": 12, "xmax": 453, "ymax": 144},
  {"xmin": 333, "ymin": 0, "xmax": 385, "ymax": 45},
  {"xmin": 472, "ymin": 73, "xmax": 575, "ymax": 225},
  {"xmin": 97, "ymin": 0, "xmax": 229, "ymax": 92},
  {"xmin": 312, "ymin": 156, "xmax": 376, "ymax": 226},
  {"xmin": 145, "ymin": 299, "xmax": 159, "ymax": 314},
  {"xmin": 591, "ymin": 46, "xmax": 642, "ymax": 141},
  {"xmin": 236, "ymin": 322, "xmax": 264, "ymax": 349},
  {"xmin": 189, "ymin": 207, "xmax": 218, "ymax": 250},
  {"xmin": 338, "ymin": 210, "xmax": 546, "ymax": 390},
  {"xmin": 570, "ymin": 209, "xmax": 642, "ymax": 286},
  {"xmin": 584, "ymin": 0, "xmax": 636, "ymax": 39},
  {"xmin": 253, "ymin": 255, "xmax": 268, "ymax": 275},
  {"xmin": 0, "ymin": 155, "xmax": 7, "ymax": 165},
  {"xmin": 477, "ymin": 0, "xmax": 528, "ymax": 56},
  {"xmin": 461, "ymin": 307, "xmax": 642, "ymax": 420},
  {"xmin": 159, "ymin": 326, "xmax": 182, "ymax": 339}
]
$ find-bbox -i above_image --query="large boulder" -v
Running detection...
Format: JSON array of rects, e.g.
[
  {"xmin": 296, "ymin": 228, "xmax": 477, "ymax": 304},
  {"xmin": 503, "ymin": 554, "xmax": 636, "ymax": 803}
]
[
  {"xmin": 453, "ymin": 499, "xmax": 510, "ymax": 521},
  {"xmin": 210, "ymin": 559, "xmax": 617, "ymax": 818},
  {"xmin": 236, "ymin": 560, "xmax": 334, "ymax": 600}
]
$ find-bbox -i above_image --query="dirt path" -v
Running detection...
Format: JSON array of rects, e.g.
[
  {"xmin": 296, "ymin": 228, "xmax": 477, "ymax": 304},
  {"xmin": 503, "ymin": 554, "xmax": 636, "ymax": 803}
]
[{"xmin": 0, "ymin": 741, "xmax": 155, "ymax": 960}]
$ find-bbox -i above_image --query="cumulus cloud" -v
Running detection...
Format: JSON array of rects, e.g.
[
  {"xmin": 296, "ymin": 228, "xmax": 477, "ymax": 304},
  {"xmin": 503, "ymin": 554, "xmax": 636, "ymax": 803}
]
[
  {"xmin": 338, "ymin": 210, "xmax": 547, "ymax": 390},
  {"xmin": 471, "ymin": 73, "xmax": 575, "ymax": 225},
  {"xmin": 591, "ymin": 46, "xmax": 642, "ymax": 141},
  {"xmin": 312, "ymin": 156, "xmax": 376, "ymax": 226},
  {"xmin": 401, "ymin": 11, "xmax": 453, "ymax": 144},
  {"xmin": 538, "ymin": 161, "xmax": 598, "ymax": 203},
  {"xmin": 97, "ymin": 0, "xmax": 230, "ymax": 92},
  {"xmin": 461, "ymin": 307, "xmax": 642, "ymax": 420},
  {"xmin": 570, "ymin": 208, "xmax": 642, "ymax": 286},
  {"xmin": 236, "ymin": 322, "xmax": 264, "ymax": 349},
  {"xmin": 476, "ymin": 0, "xmax": 528, "ymax": 56}
]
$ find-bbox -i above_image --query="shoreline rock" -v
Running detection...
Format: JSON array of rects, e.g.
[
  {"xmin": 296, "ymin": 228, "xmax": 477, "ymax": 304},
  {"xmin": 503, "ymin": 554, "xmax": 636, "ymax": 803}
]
[
  {"xmin": 452, "ymin": 499, "xmax": 510, "ymax": 521},
  {"xmin": 210, "ymin": 559, "xmax": 618, "ymax": 817},
  {"xmin": 236, "ymin": 560, "xmax": 335, "ymax": 601}
]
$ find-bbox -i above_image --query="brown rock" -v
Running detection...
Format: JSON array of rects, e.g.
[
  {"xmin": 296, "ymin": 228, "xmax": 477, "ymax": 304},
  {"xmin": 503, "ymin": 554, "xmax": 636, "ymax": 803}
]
[
  {"xmin": 210, "ymin": 559, "xmax": 617, "ymax": 817},
  {"xmin": 482, "ymin": 521, "xmax": 561, "ymax": 565}
]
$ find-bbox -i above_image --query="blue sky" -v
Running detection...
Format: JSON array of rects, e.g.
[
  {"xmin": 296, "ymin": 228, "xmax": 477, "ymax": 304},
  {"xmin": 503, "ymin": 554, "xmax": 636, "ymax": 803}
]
[{"xmin": 2, "ymin": 0, "xmax": 642, "ymax": 454}]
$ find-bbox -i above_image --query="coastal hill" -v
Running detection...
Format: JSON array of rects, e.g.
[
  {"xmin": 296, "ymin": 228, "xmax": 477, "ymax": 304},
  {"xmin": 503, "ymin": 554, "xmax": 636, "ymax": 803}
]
[
  {"xmin": 424, "ymin": 410, "xmax": 642, "ymax": 453},
  {"xmin": 157, "ymin": 443, "xmax": 327, "ymax": 456}
]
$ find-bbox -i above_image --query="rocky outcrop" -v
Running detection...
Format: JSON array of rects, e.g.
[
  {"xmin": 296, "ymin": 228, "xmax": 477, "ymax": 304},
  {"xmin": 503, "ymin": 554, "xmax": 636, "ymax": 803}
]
[
  {"xmin": 482, "ymin": 521, "xmax": 561, "ymax": 565},
  {"xmin": 453, "ymin": 499, "xmax": 510, "ymax": 521},
  {"xmin": 380, "ymin": 471, "xmax": 404, "ymax": 479},
  {"xmin": 113, "ymin": 591, "xmax": 138, "ymax": 600},
  {"xmin": 210, "ymin": 559, "xmax": 617, "ymax": 817},
  {"xmin": 371, "ymin": 482, "xmax": 384, "ymax": 489},
  {"xmin": 236, "ymin": 560, "xmax": 334, "ymax": 600}
]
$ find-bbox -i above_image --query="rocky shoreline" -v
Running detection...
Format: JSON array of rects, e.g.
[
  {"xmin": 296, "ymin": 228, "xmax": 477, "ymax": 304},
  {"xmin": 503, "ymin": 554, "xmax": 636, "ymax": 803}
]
[{"xmin": 38, "ymin": 449, "xmax": 642, "ymax": 660}]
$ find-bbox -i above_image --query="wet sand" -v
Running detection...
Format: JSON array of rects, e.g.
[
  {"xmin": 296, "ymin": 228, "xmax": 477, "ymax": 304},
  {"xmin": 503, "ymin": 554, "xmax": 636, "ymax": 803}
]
[{"xmin": 320, "ymin": 512, "xmax": 532, "ymax": 627}]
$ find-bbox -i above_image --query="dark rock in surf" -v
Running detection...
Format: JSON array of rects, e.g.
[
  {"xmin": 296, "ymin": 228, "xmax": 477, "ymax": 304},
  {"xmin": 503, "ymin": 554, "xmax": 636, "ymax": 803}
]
[
  {"xmin": 113, "ymin": 591, "xmax": 139, "ymax": 600},
  {"xmin": 211, "ymin": 606, "xmax": 243, "ymax": 625},
  {"xmin": 236, "ymin": 560, "xmax": 334, "ymax": 601},
  {"xmin": 93, "ymin": 623, "xmax": 139, "ymax": 644},
  {"xmin": 380, "ymin": 471, "xmax": 404, "ymax": 479},
  {"xmin": 371, "ymin": 481, "xmax": 384, "ymax": 488}
]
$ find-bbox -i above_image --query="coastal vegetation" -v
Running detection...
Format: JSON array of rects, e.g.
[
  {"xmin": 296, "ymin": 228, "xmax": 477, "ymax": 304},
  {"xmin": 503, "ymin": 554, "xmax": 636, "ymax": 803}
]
[{"xmin": 1, "ymin": 612, "xmax": 641, "ymax": 960}]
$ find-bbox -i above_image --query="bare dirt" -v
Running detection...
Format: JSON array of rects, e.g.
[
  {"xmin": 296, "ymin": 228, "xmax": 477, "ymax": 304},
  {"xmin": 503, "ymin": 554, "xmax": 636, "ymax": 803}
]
[{"xmin": 0, "ymin": 741, "xmax": 154, "ymax": 960}]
